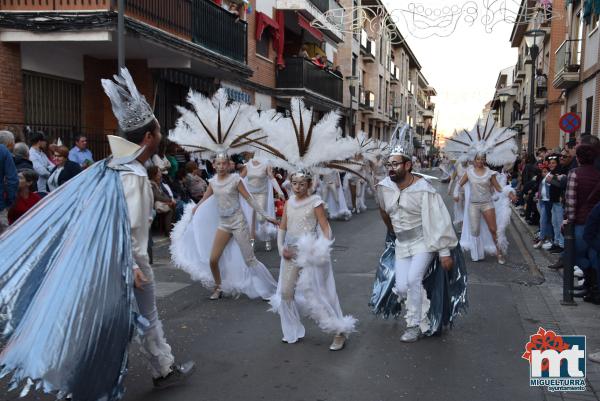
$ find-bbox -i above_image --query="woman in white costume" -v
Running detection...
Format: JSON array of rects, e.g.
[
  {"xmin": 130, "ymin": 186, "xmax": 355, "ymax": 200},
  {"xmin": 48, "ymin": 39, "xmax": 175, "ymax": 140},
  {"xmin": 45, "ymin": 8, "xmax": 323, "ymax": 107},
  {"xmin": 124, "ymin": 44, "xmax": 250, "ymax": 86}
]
[
  {"xmin": 169, "ymin": 89, "xmax": 277, "ymax": 300},
  {"xmin": 444, "ymin": 116, "xmax": 518, "ymax": 264},
  {"xmin": 250, "ymin": 98, "xmax": 358, "ymax": 350},
  {"xmin": 447, "ymin": 159, "xmax": 469, "ymax": 226},
  {"xmin": 319, "ymin": 169, "xmax": 351, "ymax": 220},
  {"xmin": 344, "ymin": 153, "xmax": 368, "ymax": 214},
  {"xmin": 240, "ymin": 153, "xmax": 284, "ymax": 251}
]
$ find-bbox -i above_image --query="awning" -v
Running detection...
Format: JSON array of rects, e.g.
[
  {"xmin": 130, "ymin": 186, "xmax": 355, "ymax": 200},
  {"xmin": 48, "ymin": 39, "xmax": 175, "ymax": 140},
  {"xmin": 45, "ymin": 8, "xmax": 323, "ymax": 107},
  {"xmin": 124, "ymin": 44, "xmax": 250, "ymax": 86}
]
[
  {"xmin": 255, "ymin": 11, "xmax": 280, "ymax": 41},
  {"xmin": 298, "ymin": 14, "xmax": 324, "ymax": 42}
]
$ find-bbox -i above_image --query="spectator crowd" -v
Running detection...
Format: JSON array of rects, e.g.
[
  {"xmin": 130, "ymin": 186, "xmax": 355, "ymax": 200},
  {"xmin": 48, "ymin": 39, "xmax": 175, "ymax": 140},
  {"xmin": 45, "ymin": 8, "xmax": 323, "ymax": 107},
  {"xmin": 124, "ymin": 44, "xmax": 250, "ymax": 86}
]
[{"xmin": 510, "ymin": 136, "xmax": 600, "ymax": 305}]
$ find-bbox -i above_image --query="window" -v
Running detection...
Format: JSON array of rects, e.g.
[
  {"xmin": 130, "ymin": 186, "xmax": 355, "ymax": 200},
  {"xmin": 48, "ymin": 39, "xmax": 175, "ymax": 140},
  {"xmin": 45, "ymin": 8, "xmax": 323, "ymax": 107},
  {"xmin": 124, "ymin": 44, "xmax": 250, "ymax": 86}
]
[
  {"xmin": 352, "ymin": 54, "xmax": 357, "ymax": 76},
  {"xmin": 378, "ymin": 75, "xmax": 383, "ymax": 110},
  {"xmin": 589, "ymin": 12, "xmax": 600, "ymax": 32},
  {"xmin": 256, "ymin": 34, "xmax": 269, "ymax": 58},
  {"xmin": 585, "ymin": 96, "xmax": 593, "ymax": 135}
]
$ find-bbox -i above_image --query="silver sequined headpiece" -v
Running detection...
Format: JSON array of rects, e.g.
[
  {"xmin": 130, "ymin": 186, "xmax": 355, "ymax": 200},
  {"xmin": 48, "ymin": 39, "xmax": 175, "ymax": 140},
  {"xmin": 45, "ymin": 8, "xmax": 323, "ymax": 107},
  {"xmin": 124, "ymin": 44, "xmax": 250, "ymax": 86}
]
[
  {"xmin": 290, "ymin": 169, "xmax": 313, "ymax": 181},
  {"xmin": 388, "ymin": 123, "xmax": 413, "ymax": 159},
  {"xmin": 102, "ymin": 68, "xmax": 155, "ymax": 133}
]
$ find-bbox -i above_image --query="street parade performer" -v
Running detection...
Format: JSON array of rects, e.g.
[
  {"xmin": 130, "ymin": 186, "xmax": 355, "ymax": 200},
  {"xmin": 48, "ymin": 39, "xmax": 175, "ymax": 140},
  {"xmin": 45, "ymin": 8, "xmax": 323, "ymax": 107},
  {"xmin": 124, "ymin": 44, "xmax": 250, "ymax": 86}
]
[
  {"xmin": 445, "ymin": 116, "xmax": 518, "ymax": 264},
  {"xmin": 169, "ymin": 89, "xmax": 278, "ymax": 301},
  {"xmin": 240, "ymin": 151, "xmax": 285, "ymax": 251},
  {"xmin": 0, "ymin": 68, "xmax": 194, "ymax": 400},
  {"xmin": 370, "ymin": 128, "xmax": 467, "ymax": 343},
  {"xmin": 252, "ymin": 98, "xmax": 358, "ymax": 350}
]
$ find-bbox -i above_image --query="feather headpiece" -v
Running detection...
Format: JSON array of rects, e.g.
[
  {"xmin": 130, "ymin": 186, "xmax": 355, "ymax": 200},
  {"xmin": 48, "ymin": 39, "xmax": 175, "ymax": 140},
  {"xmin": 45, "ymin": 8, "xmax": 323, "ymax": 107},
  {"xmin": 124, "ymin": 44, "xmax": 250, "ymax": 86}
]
[
  {"xmin": 169, "ymin": 89, "xmax": 264, "ymax": 159},
  {"xmin": 101, "ymin": 68, "xmax": 155, "ymax": 133},
  {"xmin": 249, "ymin": 98, "xmax": 359, "ymax": 179},
  {"xmin": 443, "ymin": 115, "xmax": 518, "ymax": 166}
]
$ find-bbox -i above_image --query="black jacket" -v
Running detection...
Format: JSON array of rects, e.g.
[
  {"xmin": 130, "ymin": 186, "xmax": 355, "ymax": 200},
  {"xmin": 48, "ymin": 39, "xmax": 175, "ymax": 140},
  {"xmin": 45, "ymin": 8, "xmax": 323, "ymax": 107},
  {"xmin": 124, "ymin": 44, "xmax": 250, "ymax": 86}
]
[
  {"xmin": 13, "ymin": 156, "xmax": 33, "ymax": 172},
  {"xmin": 48, "ymin": 160, "xmax": 81, "ymax": 190}
]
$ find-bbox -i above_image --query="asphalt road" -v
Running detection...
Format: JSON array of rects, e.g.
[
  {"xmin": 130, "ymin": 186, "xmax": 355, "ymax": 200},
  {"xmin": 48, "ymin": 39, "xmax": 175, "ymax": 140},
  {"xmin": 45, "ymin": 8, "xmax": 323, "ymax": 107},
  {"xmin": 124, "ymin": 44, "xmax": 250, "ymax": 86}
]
[{"xmin": 1, "ymin": 171, "xmax": 547, "ymax": 401}]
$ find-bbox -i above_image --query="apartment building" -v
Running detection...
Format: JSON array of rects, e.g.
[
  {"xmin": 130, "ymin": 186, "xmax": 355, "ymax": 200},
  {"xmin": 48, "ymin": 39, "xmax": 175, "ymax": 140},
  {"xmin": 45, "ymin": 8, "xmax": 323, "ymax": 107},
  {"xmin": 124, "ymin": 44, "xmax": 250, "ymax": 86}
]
[
  {"xmin": 491, "ymin": 0, "xmax": 600, "ymax": 152},
  {"xmin": 0, "ymin": 0, "xmax": 435, "ymax": 155}
]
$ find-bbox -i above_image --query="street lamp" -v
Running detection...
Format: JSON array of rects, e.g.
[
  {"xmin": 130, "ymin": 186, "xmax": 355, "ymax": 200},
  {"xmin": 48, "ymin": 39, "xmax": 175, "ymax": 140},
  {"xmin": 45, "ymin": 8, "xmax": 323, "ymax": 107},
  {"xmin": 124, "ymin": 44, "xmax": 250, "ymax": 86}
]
[
  {"xmin": 498, "ymin": 93, "xmax": 509, "ymax": 126},
  {"xmin": 524, "ymin": 29, "xmax": 546, "ymax": 156},
  {"xmin": 346, "ymin": 75, "xmax": 359, "ymax": 137}
]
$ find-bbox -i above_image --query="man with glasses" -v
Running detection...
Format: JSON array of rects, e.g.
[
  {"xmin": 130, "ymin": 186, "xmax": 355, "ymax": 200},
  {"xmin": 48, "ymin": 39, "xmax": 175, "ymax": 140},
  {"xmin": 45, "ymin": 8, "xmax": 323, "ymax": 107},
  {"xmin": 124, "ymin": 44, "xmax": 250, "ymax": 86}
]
[{"xmin": 376, "ymin": 150, "xmax": 458, "ymax": 342}]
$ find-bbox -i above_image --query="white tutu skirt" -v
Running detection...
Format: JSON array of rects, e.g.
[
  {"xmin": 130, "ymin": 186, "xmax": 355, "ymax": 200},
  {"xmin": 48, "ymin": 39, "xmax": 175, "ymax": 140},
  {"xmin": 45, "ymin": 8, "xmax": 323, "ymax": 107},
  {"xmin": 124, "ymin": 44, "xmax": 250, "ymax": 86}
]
[
  {"xmin": 170, "ymin": 199, "xmax": 277, "ymax": 299},
  {"xmin": 269, "ymin": 235, "xmax": 357, "ymax": 343}
]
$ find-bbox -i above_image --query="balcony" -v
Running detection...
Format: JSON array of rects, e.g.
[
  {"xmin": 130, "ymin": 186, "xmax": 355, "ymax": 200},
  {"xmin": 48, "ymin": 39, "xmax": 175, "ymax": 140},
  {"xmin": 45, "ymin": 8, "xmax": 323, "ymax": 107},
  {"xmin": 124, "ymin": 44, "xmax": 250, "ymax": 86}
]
[
  {"xmin": 358, "ymin": 87, "xmax": 375, "ymax": 112},
  {"xmin": 276, "ymin": 0, "xmax": 343, "ymax": 42},
  {"xmin": 553, "ymin": 39, "xmax": 581, "ymax": 89},
  {"xmin": 276, "ymin": 57, "xmax": 343, "ymax": 103},
  {"xmin": 360, "ymin": 30, "xmax": 376, "ymax": 62},
  {"xmin": 130, "ymin": 0, "xmax": 248, "ymax": 63},
  {"xmin": 0, "ymin": 0, "xmax": 248, "ymax": 65}
]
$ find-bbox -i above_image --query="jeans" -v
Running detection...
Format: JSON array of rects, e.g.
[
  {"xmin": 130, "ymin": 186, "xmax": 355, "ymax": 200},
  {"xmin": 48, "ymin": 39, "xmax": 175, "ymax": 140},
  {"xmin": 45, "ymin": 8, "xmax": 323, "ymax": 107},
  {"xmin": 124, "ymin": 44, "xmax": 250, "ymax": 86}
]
[
  {"xmin": 575, "ymin": 225, "xmax": 591, "ymax": 270},
  {"xmin": 551, "ymin": 203, "xmax": 564, "ymax": 247},
  {"xmin": 538, "ymin": 201, "xmax": 553, "ymax": 240}
]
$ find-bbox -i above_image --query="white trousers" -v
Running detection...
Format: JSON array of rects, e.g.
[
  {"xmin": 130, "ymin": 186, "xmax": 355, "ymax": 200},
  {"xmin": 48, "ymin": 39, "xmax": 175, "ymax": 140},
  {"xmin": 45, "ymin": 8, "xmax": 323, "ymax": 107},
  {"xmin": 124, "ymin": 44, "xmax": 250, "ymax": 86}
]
[
  {"xmin": 394, "ymin": 252, "xmax": 434, "ymax": 329},
  {"xmin": 135, "ymin": 264, "xmax": 175, "ymax": 378}
]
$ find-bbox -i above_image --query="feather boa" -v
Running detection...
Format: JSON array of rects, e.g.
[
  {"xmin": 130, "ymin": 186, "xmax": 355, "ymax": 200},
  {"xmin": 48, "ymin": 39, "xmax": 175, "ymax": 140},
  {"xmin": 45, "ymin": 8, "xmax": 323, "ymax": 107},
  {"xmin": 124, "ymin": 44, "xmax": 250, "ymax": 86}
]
[{"xmin": 293, "ymin": 234, "xmax": 357, "ymax": 335}]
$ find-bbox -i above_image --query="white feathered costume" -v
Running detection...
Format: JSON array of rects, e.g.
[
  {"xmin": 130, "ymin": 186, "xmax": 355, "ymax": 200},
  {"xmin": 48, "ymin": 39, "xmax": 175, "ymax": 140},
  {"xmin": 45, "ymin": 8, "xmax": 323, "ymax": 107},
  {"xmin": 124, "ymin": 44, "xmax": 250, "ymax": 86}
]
[
  {"xmin": 250, "ymin": 98, "xmax": 358, "ymax": 343},
  {"xmin": 444, "ymin": 116, "xmax": 517, "ymax": 261},
  {"xmin": 169, "ymin": 89, "xmax": 276, "ymax": 299}
]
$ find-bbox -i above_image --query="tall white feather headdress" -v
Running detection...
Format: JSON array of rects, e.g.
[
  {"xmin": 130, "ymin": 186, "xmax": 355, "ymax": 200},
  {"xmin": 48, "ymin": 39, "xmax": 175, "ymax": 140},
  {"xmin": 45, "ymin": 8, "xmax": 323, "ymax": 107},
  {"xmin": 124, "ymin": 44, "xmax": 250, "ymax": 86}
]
[
  {"xmin": 388, "ymin": 122, "xmax": 413, "ymax": 158},
  {"xmin": 169, "ymin": 89, "xmax": 263, "ymax": 158},
  {"xmin": 101, "ymin": 68, "xmax": 155, "ymax": 133},
  {"xmin": 249, "ymin": 98, "xmax": 360, "ymax": 178},
  {"xmin": 443, "ymin": 115, "xmax": 518, "ymax": 166}
]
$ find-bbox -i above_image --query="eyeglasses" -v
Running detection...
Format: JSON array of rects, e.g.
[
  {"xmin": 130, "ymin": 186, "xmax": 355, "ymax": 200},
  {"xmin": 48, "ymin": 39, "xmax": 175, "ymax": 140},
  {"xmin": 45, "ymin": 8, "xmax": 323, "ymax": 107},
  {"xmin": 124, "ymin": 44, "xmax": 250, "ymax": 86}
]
[
  {"xmin": 384, "ymin": 161, "xmax": 406, "ymax": 169},
  {"xmin": 54, "ymin": 154, "xmax": 64, "ymax": 158}
]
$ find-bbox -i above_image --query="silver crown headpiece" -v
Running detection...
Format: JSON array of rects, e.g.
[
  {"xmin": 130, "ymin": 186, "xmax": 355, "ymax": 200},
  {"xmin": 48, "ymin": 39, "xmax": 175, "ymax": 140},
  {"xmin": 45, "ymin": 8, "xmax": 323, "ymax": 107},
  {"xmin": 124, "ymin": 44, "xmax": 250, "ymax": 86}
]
[{"xmin": 102, "ymin": 68, "xmax": 155, "ymax": 133}]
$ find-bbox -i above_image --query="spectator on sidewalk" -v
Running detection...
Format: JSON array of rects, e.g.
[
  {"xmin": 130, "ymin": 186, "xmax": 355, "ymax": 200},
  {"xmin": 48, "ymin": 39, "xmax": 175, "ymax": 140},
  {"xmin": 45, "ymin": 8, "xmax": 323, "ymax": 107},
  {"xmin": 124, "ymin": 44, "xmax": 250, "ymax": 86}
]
[
  {"xmin": 546, "ymin": 154, "xmax": 566, "ymax": 253},
  {"xmin": 13, "ymin": 142, "xmax": 34, "ymax": 173},
  {"xmin": 7, "ymin": 170, "xmax": 41, "ymax": 225},
  {"xmin": 534, "ymin": 162, "xmax": 554, "ymax": 250},
  {"xmin": 165, "ymin": 142, "xmax": 179, "ymax": 180},
  {"xmin": 47, "ymin": 146, "xmax": 82, "ymax": 192},
  {"xmin": 148, "ymin": 166, "xmax": 175, "ymax": 237},
  {"xmin": 564, "ymin": 144, "xmax": 600, "ymax": 299},
  {"xmin": 184, "ymin": 161, "xmax": 208, "ymax": 202},
  {"xmin": 29, "ymin": 132, "xmax": 55, "ymax": 194},
  {"xmin": 68, "ymin": 135, "xmax": 94, "ymax": 169},
  {"xmin": 151, "ymin": 141, "xmax": 171, "ymax": 177},
  {"xmin": 0, "ymin": 131, "xmax": 18, "ymax": 234}
]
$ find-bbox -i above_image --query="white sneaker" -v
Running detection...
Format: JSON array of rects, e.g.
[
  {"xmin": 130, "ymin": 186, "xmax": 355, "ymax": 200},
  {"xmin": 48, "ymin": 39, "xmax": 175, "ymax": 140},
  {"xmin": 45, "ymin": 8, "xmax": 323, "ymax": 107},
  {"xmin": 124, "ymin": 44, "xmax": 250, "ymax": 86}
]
[
  {"xmin": 542, "ymin": 241, "xmax": 553, "ymax": 250},
  {"xmin": 400, "ymin": 326, "xmax": 422, "ymax": 343},
  {"xmin": 533, "ymin": 241, "xmax": 544, "ymax": 249},
  {"xmin": 574, "ymin": 266, "xmax": 584, "ymax": 278}
]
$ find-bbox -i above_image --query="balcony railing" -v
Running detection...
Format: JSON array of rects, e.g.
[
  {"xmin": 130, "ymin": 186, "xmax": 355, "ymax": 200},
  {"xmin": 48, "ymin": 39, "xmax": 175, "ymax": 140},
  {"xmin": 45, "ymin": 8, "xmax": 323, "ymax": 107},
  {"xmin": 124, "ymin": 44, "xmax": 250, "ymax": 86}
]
[
  {"xmin": 0, "ymin": 0, "xmax": 248, "ymax": 64},
  {"xmin": 553, "ymin": 39, "xmax": 581, "ymax": 89},
  {"xmin": 276, "ymin": 57, "xmax": 343, "ymax": 103},
  {"xmin": 555, "ymin": 39, "xmax": 581, "ymax": 75}
]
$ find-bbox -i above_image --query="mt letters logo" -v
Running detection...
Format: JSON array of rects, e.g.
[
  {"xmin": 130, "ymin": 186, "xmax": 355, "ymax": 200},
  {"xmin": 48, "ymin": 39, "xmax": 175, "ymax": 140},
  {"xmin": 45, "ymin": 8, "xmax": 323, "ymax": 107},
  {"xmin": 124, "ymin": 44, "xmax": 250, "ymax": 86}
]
[{"xmin": 522, "ymin": 327, "xmax": 586, "ymax": 392}]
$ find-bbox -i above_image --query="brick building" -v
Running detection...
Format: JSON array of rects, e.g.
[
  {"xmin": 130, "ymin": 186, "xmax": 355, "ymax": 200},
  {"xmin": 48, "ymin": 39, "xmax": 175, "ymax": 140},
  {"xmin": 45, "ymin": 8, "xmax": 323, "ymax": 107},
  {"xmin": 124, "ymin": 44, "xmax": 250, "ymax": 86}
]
[{"xmin": 0, "ymin": 0, "xmax": 435, "ymax": 156}]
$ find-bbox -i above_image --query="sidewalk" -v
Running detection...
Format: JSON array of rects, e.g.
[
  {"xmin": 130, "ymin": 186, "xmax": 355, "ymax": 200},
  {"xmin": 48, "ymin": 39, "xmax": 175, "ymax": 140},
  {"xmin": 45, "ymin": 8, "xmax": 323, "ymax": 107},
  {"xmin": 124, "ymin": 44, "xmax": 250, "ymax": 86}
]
[{"xmin": 510, "ymin": 205, "xmax": 600, "ymax": 401}]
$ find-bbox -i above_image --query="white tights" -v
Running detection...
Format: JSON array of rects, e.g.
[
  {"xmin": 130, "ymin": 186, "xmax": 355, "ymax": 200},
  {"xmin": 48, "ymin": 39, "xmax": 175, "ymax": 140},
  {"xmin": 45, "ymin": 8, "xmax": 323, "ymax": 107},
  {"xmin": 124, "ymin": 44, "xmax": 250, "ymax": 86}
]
[{"xmin": 394, "ymin": 252, "xmax": 434, "ymax": 329}]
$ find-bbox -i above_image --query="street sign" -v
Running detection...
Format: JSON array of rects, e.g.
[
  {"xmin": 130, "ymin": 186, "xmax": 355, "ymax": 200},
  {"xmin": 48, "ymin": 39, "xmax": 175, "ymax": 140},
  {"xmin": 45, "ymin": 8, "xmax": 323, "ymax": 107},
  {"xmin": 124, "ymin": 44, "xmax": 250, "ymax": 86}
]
[{"xmin": 559, "ymin": 112, "xmax": 581, "ymax": 133}]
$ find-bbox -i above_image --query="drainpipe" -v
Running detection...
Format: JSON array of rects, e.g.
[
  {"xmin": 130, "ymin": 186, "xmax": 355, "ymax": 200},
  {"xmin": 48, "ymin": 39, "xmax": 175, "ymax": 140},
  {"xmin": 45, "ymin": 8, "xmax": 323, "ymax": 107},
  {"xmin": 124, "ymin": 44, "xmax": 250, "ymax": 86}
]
[{"xmin": 118, "ymin": 0, "xmax": 125, "ymax": 74}]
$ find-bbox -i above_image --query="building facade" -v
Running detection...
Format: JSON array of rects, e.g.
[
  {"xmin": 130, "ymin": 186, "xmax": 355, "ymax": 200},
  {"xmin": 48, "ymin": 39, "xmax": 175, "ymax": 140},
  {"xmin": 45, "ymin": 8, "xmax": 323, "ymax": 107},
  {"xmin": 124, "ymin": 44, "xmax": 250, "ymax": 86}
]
[{"xmin": 0, "ymin": 0, "xmax": 435, "ymax": 156}]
